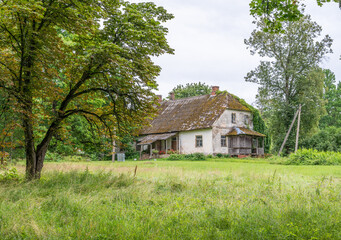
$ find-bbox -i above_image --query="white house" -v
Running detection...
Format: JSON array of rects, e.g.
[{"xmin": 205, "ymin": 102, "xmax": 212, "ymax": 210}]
[{"xmin": 138, "ymin": 86, "xmax": 265, "ymax": 157}]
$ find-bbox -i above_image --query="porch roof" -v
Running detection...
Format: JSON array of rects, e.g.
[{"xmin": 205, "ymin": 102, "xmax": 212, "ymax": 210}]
[
  {"xmin": 227, "ymin": 127, "xmax": 266, "ymax": 137},
  {"xmin": 137, "ymin": 132, "xmax": 177, "ymax": 145}
]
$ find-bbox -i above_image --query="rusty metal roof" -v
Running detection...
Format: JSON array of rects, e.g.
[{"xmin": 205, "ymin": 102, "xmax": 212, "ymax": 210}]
[
  {"xmin": 227, "ymin": 127, "xmax": 265, "ymax": 137},
  {"xmin": 137, "ymin": 133, "xmax": 177, "ymax": 145},
  {"xmin": 140, "ymin": 93, "xmax": 251, "ymax": 135}
]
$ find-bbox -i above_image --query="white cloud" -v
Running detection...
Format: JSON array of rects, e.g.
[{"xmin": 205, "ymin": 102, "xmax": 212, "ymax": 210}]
[{"xmin": 141, "ymin": 0, "xmax": 341, "ymax": 104}]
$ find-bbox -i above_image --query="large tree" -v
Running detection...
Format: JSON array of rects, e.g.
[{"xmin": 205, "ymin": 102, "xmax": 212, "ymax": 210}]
[
  {"xmin": 170, "ymin": 82, "xmax": 211, "ymax": 99},
  {"xmin": 245, "ymin": 16, "xmax": 332, "ymax": 154},
  {"xmin": 0, "ymin": 0, "xmax": 173, "ymax": 179}
]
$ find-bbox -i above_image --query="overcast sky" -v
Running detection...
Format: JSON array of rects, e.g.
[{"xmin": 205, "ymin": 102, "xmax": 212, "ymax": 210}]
[{"xmin": 145, "ymin": 0, "xmax": 341, "ymax": 104}]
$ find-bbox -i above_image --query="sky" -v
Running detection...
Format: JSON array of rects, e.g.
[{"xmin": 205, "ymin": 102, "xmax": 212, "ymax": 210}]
[{"xmin": 143, "ymin": 0, "xmax": 341, "ymax": 105}]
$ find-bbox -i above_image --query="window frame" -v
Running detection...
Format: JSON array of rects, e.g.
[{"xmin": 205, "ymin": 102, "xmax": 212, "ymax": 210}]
[
  {"xmin": 231, "ymin": 113, "xmax": 236, "ymax": 123},
  {"xmin": 244, "ymin": 115, "xmax": 249, "ymax": 125},
  {"xmin": 221, "ymin": 135, "xmax": 227, "ymax": 147},
  {"xmin": 195, "ymin": 135, "xmax": 203, "ymax": 148}
]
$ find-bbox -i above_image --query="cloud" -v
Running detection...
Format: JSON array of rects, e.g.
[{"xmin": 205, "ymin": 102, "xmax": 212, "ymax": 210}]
[{"xmin": 139, "ymin": 0, "xmax": 341, "ymax": 104}]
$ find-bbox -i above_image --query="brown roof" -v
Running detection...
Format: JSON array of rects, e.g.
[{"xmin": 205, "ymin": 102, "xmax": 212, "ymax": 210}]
[
  {"xmin": 140, "ymin": 93, "xmax": 251, "ymax": 135},
  {"xmin": 137, "ymin": 133, "xmax": 177, "ymax": 145},
  {"xmin": 227, "ymin": 127, "xmax": 266, "ymax": 137}
]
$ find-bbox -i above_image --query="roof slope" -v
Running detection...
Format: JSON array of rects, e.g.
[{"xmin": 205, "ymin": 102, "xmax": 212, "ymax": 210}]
[{"xmin": 140, "ymin": 93, "xmax": 250, "ymax": 135}]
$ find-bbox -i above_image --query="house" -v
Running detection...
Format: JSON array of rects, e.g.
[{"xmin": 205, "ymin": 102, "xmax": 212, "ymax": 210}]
[{"xmin": 137, "ymin": 86, "xmax": 265, "ymax": 158}]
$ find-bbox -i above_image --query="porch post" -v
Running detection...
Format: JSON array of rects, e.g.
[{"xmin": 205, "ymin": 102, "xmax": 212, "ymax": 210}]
[
  {"xmin": 165, "ymin": 139, "xmax": 168, "ymax": 154},
  {"xmin": 178, "ymin": 135, "xmax": 180, "ymax": 154},
  {"xmin": 139, "ymin": 145, "xmax": 143, "ymax": 160},
  {"xmin": 150, "ymin": 144, "xmax": 152, "ymax": 158}
]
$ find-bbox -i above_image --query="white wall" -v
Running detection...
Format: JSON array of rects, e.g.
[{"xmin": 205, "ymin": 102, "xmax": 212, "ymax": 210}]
[
  {"xmin": 212, "ymin": 109, "xmax": 253, "ymax": 154},
  {"xmin": 213, "ymin": 109, "xmax": 253, "ymax": 129},
  {"xmin": 179, "ymin": 129, "xmax": 213, "ymax": 155}
]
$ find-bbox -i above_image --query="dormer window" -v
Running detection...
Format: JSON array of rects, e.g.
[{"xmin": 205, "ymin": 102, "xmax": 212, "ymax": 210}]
[{"xmin": 231, "ymin": 113, "xmax": 236, "ymax": 123}]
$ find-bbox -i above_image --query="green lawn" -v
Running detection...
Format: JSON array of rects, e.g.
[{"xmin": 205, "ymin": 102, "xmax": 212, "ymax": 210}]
[{"xmin": 0, "ymin": 159, "xmax": 340, "ymax": 239}]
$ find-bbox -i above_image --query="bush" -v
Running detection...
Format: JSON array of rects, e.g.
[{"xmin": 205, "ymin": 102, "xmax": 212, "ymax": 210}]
[
  {"xmin": 184, "ymin": 153, "xmax": 206, "ymax": 161},
  {"xmin": 45, "ymin": 151, "xmax": 63, "ymax": 162},
  {"xmin": 0, "ymin": 167, "xmax": 20, "ymax": 182},
  {"xmin": 285, "ymin": 149, "xmax": 341, "ymax": 165},
  {"xmin": 167, "ymin": 153, "xmax": 206, "ymax": 161},
  {"xmin": 167, "ymin": 154, "xmax": 184, "ymax": 161}
]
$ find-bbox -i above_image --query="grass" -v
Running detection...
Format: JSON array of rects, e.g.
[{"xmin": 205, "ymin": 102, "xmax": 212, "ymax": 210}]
[{"xmin": 0, "ymin": 159, "xmax": 340, "ymax": 239}]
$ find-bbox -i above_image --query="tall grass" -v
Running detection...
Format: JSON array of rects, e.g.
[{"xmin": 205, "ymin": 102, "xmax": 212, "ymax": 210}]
[
  {"xmin": 0, "ymin": 161, "xmax": 340, "ymax": 239},
  {"xmin": 286, "ymin": 149, "xmax": 341, "ymax": 165}
]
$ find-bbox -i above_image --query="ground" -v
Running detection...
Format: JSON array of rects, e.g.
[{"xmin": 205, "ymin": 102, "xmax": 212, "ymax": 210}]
[{"xmin": 0, "ymin": 159, "xmax": 340, "ymax": 239}]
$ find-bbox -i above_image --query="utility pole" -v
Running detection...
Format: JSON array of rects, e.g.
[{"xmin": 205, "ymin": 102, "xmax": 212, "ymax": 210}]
[
  {"xmin": 278, "ymin": 105, "xmax": 301, "ymax": 156},
  {"xmin": 295, "ymin": 104, "xmax": 302, "ymax": 152}
]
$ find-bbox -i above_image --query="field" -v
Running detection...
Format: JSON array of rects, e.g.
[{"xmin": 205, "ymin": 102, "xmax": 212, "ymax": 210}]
[{"xmin": 0, "ymin": 159, "xmax": 340, "ymax": 239}]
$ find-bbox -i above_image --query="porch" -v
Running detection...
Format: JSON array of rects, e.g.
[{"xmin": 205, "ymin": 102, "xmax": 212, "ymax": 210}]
[
  {"xmin": 227, "ymin": 127, "xmax": 265, "ymax": 156},
  {"xmin": 137, "ymin": 133, "xmax": 179, "ymax": 159}
]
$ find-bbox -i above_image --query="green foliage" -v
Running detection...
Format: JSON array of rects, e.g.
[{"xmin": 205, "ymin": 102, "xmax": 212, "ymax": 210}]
[
  {"xmin": 285, "ymin": 149, "xmax": 341, "ymax": 165},
  {"xmin": 0, "ymin": 0, "xmax": 174, "ymax": 179},
  {"xmin": 302, "ymin": 127, "xmax": 341, "ymax": 152},
  {"xmin": 319, "ymin": 69, "xmax": 341, "ymax": 128},
  {"xmin": 0, "ymin": 167, "xmax": 20, "ymax": 182},
  {"xmin": 184, "ymin": 153, "xmax": 206, "ymax": 161},
  {"xmin": 249, "ymin": 0, "xmax": 339, "ymax": 32},
  {"xmin": 167, "ymin": 153, "xmax": 206, "ymax": 161},
  {"xmin": 45, "ymin": 152, "xmax": 63, "ymax": 162},
  {"xmin": 215, "ymin": 153, "xmax": 230, "ymax": 158},
  {"xmin": 245, "ymin": 16, "xmax": 331, "ymax": 154},
  {"xmin": 171, "ymin": 82, "xmax": 211, "ymax": 99}
]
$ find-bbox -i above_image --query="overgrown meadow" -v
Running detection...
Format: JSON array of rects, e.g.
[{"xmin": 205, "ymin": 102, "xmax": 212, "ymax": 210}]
[{"xmin": 0, "ymin": 159, "xmax": 340, "ymax": 239}]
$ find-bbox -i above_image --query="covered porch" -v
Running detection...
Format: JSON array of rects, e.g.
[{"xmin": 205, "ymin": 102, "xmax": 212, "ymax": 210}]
[
  {"xmin": 227, "ymin": 127, "xmax": 265, "ymax": 156},
  {"xmin": 137, "ymin": 132, "xmax": 179, "ymax": 159}
]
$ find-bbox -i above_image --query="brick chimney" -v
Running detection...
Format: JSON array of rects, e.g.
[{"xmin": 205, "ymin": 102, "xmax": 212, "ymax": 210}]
[
  {"xmin": 156, "ymin": 95, "xmax": 162, "ymax": 103},
  {"xmin": 211, "ymin": 86, "xmax": 219, "ymax": 96},
  {"xmin": 169, "ymin": 92, "xmax": 175, "ymax": 100}
]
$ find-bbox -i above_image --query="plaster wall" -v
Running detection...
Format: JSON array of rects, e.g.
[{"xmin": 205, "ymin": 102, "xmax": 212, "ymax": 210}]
[
  {"xmin": 179, "ymin": 129, "xmax": 213, "ymax": 154},
  {"xmin": 212, "ymin": 109, "xmax": 253, "ymax": 154}
]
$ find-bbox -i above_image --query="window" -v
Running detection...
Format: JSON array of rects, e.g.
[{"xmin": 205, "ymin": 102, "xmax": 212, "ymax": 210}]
[
  {"xmin": 244, "ymin": 115, "xmax": 249, "ymax": 125},
  {"xmin": 221, "ymin": 135, "xmax": 227, "ymax": 147},
  {"xmin": 231, "ymin": 113, "xmax": 236, "ymax": 123},
  {"xmin": 195, "ymin": 135, "xmax": 203, "ymax": 147}
]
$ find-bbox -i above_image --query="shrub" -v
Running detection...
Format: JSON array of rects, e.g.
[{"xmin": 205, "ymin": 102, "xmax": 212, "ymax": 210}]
[
  {"xmin": 167, "ymin": 154, "xmax": 184, "ymax": 161},
  {"xmin": 216, "ymin": 153, "xmax": 223, "ymax": 158},
  {"xmin": 167, "ymin": 153, "xmax": 206, "ymax": 161},
  {"xmin": 0, "ymin": 167, "xmax": 20, "ymax": 182},
  {"xmin": 45, "ymin": 151, "xmax": 63, "ymax": 162},
  {"xmin": 184, "ymin": 153, "xmax": 206, "ymax": 161},
  {"xmin": 285, "ymin": 149, "xmax": 341, "ymax": 165}
]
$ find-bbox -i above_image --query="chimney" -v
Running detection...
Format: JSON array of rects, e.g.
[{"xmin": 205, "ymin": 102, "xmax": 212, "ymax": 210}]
[
  {"xmin": 169, "ymin": 92, "xmax": 175, "ymax": 100},
  {"xmin": 211, "ymin": 86, "xmax": 219, "ymax": 96},
  {"xmin": 156, "ymin": 95, "xmax": 162, "ymax": 103}
]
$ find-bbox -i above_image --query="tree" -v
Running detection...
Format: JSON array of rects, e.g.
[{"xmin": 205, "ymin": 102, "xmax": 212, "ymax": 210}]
[
  {"xmin": 245, "ymin": 16, "xmax": 332, "ymax": 154},
  {"xmin": 0, "ymin": 0, "xmax": 174, "ymax": 179},
  {"xmin": 250, "ymin": 0, "xmax": 340, "ymax": 32},
  {"xmin": 170, "ymin": 82, "xmax": 211, "ymax": 99},
  {"xmin": 319, "ymin": 69, "xmax": 341, "ymax": 128}
]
